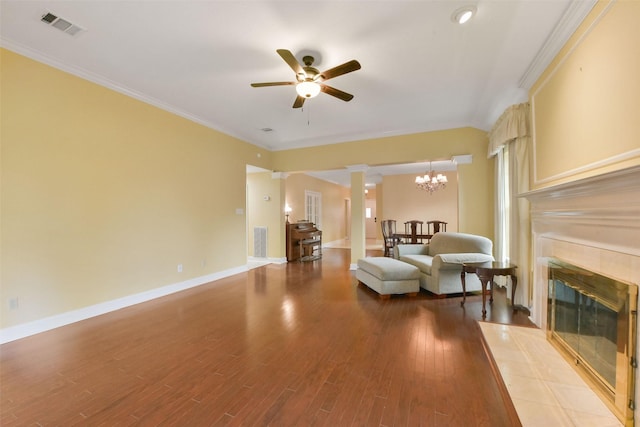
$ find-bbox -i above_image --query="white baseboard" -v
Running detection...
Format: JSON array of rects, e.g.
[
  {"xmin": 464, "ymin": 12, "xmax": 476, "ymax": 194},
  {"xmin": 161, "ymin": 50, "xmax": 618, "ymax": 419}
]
[
  {"xmin": 0, "ymin": 265, "xmax": 248, "ymax": 344},
  {"xmin": 248, "ymin": 256, "xmax": 287, "ymax": 265}
]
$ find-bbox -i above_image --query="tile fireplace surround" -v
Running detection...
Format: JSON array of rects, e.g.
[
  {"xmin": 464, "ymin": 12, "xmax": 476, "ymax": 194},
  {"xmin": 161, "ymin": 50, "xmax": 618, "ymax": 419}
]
[{"xmin": 523, "ymin": 164, "xmax": 640, "ymax": 424}]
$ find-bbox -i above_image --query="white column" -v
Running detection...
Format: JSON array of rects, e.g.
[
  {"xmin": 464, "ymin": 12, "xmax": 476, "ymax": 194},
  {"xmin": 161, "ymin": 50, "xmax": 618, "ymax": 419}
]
[
  {"xmin": 347, "ymin": 165, "xmax": 368, "ymax": 270},
  {"xmin": 272, "ymin": 172, "xmax": 288, "ymax": 262}
]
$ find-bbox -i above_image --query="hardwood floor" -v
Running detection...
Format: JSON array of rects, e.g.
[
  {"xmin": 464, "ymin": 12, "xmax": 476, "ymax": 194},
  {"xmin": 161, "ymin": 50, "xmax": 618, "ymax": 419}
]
[{"xmin": 0, "ymin": 248, "xmax": 534, "ymax": 426}]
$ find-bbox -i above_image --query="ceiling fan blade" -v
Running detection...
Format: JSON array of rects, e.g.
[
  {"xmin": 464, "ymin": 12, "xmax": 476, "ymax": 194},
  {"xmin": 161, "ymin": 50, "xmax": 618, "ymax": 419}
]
[
  {"xmin": 277, "ymin": 49, "xmax": 304, "ymax": 78},
  {"xmin": 320, "ymin": 84, "xmax": 354, "ymax": 102},
  {"xmin": 320, "ymin": 60, "xmax": 361, "ymax": 81},
  {"xmin": 251, "ymin": 81, "xmax": 296, "ymax": 87},
  {"xmin": 292, "ymin": 95, "xmax": 306, "ymax": 109}
]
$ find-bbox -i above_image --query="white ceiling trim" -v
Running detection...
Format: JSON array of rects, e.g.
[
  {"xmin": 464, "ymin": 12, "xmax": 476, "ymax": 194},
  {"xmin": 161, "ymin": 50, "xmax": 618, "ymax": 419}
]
[{"xmin": 518, "ymin": 0, "xmax": 598, "ymax": 89}]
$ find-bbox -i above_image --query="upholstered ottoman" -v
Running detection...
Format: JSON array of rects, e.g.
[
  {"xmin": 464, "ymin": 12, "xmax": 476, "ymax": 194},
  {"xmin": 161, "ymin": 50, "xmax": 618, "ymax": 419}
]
[{"xmin": 356, "ymin": 257, "xmax": 420, "ymax": 299}]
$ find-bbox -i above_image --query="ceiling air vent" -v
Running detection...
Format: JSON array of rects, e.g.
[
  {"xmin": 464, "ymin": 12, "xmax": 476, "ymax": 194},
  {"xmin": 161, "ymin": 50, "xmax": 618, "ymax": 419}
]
[{"xmin": 40, "ymin": 12, "xmax": 85, "ymax": 36}]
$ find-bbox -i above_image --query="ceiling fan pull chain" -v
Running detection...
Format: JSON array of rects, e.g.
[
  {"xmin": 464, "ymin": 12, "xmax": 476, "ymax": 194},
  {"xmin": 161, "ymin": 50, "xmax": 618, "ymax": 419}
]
[{"xmin": 300, "ymin": 106, "xmax": 310, "ymax": 126}]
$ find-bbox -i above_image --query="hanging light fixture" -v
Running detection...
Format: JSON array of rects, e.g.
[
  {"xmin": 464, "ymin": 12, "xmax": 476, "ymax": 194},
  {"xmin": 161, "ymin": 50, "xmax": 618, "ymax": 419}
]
[
  {"xmin": 415, "ymin": 162, "xmax": 448, "ymax": 194},
  {"xmin": 296, "ymin": 80, "xmax": 321, "ymax": 98}
]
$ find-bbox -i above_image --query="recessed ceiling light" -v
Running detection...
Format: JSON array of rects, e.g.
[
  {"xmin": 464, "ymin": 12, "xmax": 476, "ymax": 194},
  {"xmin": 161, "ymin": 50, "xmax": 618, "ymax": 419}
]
[{"xmin": 452, "ymin": 6, "xmax": 477, "ymax": 24}]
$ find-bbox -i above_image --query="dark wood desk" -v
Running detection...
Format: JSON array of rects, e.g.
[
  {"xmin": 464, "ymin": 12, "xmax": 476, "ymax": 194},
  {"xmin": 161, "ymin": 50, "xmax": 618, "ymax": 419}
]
[
  {"xmin": 392, "ymin": 233, "xmax": 433, "ymax": 244},
  {"xmin": 460, "ymin": 261, "xmax": 517, "ymax": 318}
]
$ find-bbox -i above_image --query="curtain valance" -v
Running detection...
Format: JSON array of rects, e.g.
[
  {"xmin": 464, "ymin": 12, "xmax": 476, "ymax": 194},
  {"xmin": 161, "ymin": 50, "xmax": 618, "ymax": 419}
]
[{"xmin": 488, "ymin": 102, "xmax": 530, "ymax": 157}]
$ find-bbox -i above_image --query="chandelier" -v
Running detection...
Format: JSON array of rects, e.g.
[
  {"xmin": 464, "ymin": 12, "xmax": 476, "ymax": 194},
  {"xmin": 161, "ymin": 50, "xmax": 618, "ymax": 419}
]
[{"xmin": 415, "ymin": 163, "xmax": 448, "ymax": 194}]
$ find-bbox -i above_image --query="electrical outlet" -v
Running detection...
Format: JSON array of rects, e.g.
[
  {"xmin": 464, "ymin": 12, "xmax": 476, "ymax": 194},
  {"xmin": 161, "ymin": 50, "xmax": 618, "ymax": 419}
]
[
  {"xmin": 177, "ymin": 264, "xmax": 183, "ymax": 273},
  {"xmin": 8, "ymin": 297, "xmax": 19, "ymax": 310}
]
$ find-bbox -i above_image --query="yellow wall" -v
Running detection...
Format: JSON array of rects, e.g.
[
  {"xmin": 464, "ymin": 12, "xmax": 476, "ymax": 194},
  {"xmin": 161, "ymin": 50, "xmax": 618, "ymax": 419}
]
[
  {"xmin": 531, "ymin": 0, "xmax": 640, "ymax": 188},
  {"xmin": 272, "ymin": 127, "xmax": 494, "ymax": 238},
  {"xmin": 284, "ymin": 173, "xmax": 350, "ymax": 244},
  {"xmin": 382, "ymin": 172, "xmax": 459, "ymax": 232},
  {"xmin": 1, "ymin": 49, "xmax": 270, "ymax": 328},
  {"xmin": 246, "ymin": 171, "xmax": 285, "ymax": 259}
]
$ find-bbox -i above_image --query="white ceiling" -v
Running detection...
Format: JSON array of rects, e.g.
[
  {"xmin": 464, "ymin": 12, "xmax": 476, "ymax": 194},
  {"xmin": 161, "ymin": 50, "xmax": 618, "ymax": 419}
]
[{"xmin": 1, "ymin": 1, "xmax": 596, "ymax": 157}]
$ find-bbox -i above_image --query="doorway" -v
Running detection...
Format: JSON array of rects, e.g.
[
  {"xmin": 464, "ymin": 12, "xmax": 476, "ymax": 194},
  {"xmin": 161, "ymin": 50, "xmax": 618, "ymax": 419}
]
[{"xmin": 365, "ymin": 197, "xmax": 377, "ymax": 240}]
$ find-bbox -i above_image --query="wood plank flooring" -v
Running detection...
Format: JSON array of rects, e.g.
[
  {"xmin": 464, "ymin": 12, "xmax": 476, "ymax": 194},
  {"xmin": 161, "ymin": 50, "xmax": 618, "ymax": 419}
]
[{"xmin": 0, "ymin": 248, "xmax": 534, "ymax": 426}]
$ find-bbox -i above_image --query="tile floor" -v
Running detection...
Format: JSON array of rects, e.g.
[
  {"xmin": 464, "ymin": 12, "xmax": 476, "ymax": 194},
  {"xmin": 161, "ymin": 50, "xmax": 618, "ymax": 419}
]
[{"xmin": 479, "ymin": 322, "xmax": 623, "ymax": 427}]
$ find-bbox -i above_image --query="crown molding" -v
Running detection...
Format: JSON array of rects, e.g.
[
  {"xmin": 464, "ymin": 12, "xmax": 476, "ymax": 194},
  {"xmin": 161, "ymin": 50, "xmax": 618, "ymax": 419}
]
[{"xmin": 518, "ymin": 0, "xmax": 599, "ymax": 89}]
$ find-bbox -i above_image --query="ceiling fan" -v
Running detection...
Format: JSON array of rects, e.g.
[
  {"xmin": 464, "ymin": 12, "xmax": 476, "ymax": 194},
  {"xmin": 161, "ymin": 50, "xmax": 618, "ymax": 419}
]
[{"xmin": 251, "ymin": 49, "xmax": 361, "ymax": 108}]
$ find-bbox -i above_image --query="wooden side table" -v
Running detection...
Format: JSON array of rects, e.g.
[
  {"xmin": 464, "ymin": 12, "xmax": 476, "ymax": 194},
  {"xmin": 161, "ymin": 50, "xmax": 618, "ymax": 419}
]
[{"xmin": 460, "ymin": 261, "xmax": 517, "ymax": 318}]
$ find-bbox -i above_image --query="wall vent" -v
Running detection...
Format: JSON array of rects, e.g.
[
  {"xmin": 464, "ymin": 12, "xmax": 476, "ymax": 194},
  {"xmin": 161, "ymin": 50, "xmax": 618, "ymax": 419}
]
[
  {"xmin": 40, "ymin": 12, "xmax": 85, "ymax": 36},
  {"xmin": 253, "ymin": 227, "xmax": 267, "ymax": 258}
]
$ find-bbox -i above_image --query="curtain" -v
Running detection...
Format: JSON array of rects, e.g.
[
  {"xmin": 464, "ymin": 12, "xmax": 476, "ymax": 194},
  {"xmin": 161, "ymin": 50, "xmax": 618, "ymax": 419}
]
[
  {"xmin": 488, "ymin": 103, "xmax": 532, "ymax": 308},
  {"xmin": 494, "ymin": 146, "xmax": 508, "ymax": 263},
  {"xmin": 488, "ymin": 103, "xmax": 531, "ymax": 156}
]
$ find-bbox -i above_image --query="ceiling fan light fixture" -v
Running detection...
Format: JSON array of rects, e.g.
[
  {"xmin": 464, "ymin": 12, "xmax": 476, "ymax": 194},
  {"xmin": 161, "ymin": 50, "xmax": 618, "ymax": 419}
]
[
  {"xmin": 296, "ymin": 81, "xmax": 321, "ymax": 98},
  {"xmin": 452, "ymin": 6, "xmax": 477, "ymax": 24}
]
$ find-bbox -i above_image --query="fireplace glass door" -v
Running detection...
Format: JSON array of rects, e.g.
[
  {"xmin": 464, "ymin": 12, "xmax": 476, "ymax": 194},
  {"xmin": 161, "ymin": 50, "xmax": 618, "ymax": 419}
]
[
  {"xmin": 548, "ymin": 258, "xmax": 637, "ymax": 423},
  {"xmin": 553, "ymin": 279, "xmax": 618, "ymax": 387}
]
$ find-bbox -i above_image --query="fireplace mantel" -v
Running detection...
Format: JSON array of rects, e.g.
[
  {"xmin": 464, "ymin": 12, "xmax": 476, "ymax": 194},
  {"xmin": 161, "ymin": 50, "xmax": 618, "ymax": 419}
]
[
  {"xmin": 523, "ymin": 164, "xmax": 640, "ymax": 424},
  {"xmin": 522, "ymin": 165, "xmax": 640, "ymax": 257},
  {"xmin": 523, "ymin": 165, "xmax": 640, "ymax": 202}
]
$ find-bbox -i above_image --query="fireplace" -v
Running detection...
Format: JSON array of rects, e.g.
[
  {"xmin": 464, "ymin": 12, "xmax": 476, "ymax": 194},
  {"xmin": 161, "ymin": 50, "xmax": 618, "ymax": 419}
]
[
  {"xmin": 524, "ymin": 165, "xmax": 640, "ymax": 426},
  {"xmin": 547, "ymin": 257, "xmax": 637, "ymax": 423}
]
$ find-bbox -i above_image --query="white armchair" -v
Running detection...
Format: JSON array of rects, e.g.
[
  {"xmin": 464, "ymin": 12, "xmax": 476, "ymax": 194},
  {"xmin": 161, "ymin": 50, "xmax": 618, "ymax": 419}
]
[{"xmin": 396, "ymin": 232, "xmax": 494, "ymax": 295}]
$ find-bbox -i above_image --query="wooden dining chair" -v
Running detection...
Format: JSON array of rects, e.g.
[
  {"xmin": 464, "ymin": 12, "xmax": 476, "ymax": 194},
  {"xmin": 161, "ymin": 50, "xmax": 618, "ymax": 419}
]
[
  {"xmin": 404, "ymin": 220, "xmax": 424, "ymax": 243},
  {"xmin": 426, "ymin": 220, "xmax": 448, "ymax": 234},
  {"xmin": 381, "ymin": 219, "xmax": 402, "ymax": 257}
]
